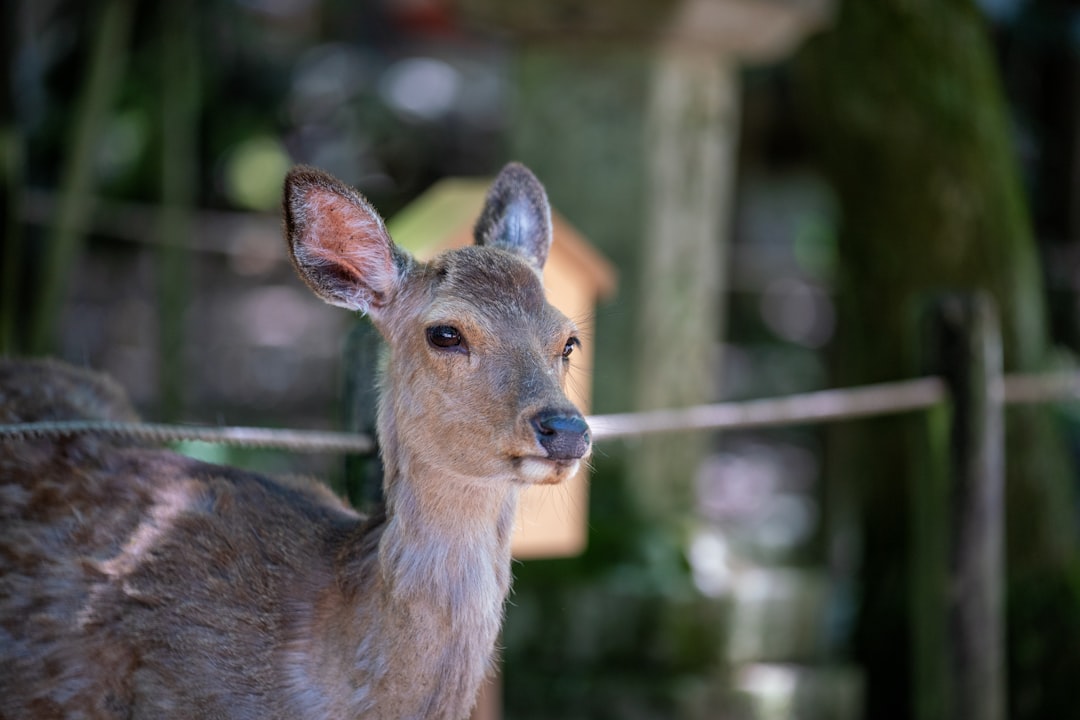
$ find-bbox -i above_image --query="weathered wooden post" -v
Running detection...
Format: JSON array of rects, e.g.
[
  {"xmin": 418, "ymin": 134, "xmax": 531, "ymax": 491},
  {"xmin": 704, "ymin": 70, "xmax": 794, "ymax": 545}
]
[{"xmin": 917, "ymin": 293, "xmax": 1005, "ymax": 720}]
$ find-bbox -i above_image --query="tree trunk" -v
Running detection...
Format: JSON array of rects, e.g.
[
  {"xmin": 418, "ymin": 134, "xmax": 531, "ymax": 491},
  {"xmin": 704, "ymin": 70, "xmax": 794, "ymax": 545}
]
[{"xmin": 799, "ymin": 1, "xmax": 1080, "ymax": 718}]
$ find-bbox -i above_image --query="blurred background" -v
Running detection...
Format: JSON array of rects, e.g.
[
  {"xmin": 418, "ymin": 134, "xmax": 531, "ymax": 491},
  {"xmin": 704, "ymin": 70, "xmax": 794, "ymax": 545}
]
[{"xmin": 4, "ymin": 0, "xmax": 1080, "ymax": 718}]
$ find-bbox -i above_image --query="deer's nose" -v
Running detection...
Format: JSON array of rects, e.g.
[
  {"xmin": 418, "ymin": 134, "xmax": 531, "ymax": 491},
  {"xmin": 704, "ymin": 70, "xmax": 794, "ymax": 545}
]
[{"xmin": 531, "ymin": 409, "xmax": 591, "ymax": 461}]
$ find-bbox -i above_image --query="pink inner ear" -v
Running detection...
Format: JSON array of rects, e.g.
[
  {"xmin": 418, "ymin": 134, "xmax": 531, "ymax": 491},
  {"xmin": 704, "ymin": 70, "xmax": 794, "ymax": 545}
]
[{"xmin": 295, "ymin": 185, "xmax": 398, "ymax": 308}]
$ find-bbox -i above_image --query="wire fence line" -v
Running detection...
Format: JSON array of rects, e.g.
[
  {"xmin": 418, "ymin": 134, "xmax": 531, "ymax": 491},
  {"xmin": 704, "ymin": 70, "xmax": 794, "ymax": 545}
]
[
  {"xmin": 589, "ymin": 370, "xmax": 1080, "ymax": 441},
  {"xmin": 0, "ymin": 420, "xmax": 375, "ymax": 454},
  {"xmin": 2, "ymin": 369, "xmax": 1078, "ymax": 453},
  {"xmin": 587, "ymin": 377, "xmax": 947, "ymax": 440},
  {"xmin": 999, "ymin": 370, "xmax": 1080, "ymax": 405}
]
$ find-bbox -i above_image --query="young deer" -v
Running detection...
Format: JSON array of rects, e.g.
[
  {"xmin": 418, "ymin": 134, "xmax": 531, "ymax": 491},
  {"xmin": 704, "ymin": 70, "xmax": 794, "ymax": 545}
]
[{"xmin": 0, "ymin": 163, "xmax": 591, "ymax": 719}]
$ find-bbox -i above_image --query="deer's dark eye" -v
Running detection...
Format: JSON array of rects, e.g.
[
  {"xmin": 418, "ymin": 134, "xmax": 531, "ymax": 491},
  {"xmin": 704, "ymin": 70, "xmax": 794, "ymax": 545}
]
[
  {"xmin": 427, "ymin": 325, "xmax": 465, "ymax": 351},
  {"xmin": 563, "ymin": 337, "xmax": 580, "ymax": 359}
]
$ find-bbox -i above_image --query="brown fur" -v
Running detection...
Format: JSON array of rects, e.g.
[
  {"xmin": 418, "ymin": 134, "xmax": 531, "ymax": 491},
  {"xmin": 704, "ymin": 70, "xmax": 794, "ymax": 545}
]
[{"xmin": 0, "ymin": 163, "xmax": 590, "ymax": 719}]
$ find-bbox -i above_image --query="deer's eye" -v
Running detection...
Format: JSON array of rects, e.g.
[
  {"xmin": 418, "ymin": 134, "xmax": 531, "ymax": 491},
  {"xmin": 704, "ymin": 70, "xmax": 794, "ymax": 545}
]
[
  {"xmin": 563, "ymin": 337, "xmax": 580, "ymax": 359},
  {"xmin": 427, "ymin": 325, "xmax": 465, "ymax": 352}
]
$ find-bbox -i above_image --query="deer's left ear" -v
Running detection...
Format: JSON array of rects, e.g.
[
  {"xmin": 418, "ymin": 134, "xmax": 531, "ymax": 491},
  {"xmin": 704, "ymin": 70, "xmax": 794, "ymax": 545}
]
[{"xmin": 473, "ymin": 162, "xmax": 552, "ymax": 273}]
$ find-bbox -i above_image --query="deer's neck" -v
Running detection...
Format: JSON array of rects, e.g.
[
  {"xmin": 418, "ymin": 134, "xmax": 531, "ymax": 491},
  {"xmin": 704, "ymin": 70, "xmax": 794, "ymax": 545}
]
[
  {"xmin": 285, "ymin": 391, "xmax": 519, "ymax": 719},
  {"xmin": 381, "ymin": 452, "xmax": 517, "ymax": 600},
  {"xmin": 369, "ymin": 449, "xmax": 518, "ymax": 719},
  {"xmin": 374, "ymin": 387, "xmax": 518, "ymax": 611}
]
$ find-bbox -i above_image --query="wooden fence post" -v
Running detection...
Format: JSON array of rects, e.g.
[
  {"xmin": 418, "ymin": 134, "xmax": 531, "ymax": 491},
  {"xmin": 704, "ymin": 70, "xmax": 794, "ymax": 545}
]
[{"xmin": 918, "ymin": 293, "xmax": 1005, "ymax": 720}]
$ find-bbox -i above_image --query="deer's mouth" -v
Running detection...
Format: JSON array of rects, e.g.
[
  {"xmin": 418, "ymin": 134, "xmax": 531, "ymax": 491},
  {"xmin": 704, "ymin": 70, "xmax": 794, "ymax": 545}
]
[{"xmin": 514, "ymin": 456, "xmax": 580, "ymax": 485}]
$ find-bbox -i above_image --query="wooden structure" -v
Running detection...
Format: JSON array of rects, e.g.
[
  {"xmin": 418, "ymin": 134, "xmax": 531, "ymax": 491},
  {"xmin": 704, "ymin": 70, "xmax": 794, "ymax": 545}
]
[{"xmin": 386, "ymin": 176, "xmax": 617, "ymax": 558}]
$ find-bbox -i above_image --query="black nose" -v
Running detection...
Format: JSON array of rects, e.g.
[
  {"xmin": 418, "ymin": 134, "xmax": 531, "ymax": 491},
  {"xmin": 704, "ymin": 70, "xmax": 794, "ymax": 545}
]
[{"xmin": 531, "ymin": 409, "xmax": 591, "ymax": 461}]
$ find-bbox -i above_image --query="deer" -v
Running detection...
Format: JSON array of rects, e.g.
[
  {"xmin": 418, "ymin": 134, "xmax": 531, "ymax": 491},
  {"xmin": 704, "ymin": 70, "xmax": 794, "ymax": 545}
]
[{"xmin": 0, "ymin": 162, "xmax": 592, "ymax": 719}]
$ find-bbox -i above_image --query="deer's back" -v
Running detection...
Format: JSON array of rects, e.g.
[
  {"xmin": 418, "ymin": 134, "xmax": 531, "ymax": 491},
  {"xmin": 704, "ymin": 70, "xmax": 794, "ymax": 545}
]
[{"xmin": 0, "ymin": 360, "xmax": 368, "ymax": 718}]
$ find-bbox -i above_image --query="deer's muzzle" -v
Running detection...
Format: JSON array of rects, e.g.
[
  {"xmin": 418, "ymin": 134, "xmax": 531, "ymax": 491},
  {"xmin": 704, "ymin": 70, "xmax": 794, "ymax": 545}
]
[{"xmin": 530, "ymin": 409, "xmax": 591, "ymax": 461}]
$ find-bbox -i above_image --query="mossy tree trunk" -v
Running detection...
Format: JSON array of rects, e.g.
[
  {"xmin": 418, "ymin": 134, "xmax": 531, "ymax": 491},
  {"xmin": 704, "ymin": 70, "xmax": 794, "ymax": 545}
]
[{"xmin": 799, "ymin": 1, "xmax": 1080, "ymax": 718}]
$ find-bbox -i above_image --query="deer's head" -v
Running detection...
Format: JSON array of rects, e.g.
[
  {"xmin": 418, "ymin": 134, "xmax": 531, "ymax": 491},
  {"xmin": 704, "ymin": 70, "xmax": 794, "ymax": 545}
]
[{"xmin": 284, "ymin": 164, "xmax": 590, "ymax": 488}]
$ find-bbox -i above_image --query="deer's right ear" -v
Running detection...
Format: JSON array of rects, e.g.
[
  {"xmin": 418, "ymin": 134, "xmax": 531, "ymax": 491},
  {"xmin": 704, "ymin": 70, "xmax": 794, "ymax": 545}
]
[{"xmin": 284, "ymin": 167, "xmax": 407, "ymax": 315}]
